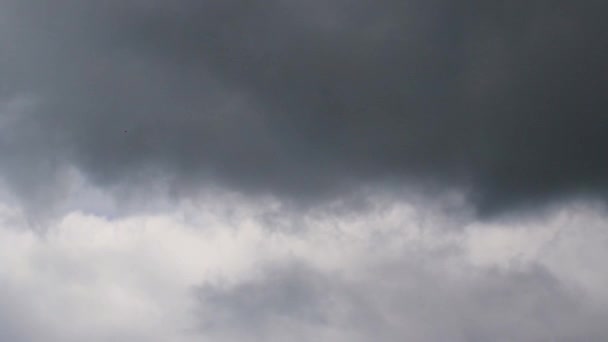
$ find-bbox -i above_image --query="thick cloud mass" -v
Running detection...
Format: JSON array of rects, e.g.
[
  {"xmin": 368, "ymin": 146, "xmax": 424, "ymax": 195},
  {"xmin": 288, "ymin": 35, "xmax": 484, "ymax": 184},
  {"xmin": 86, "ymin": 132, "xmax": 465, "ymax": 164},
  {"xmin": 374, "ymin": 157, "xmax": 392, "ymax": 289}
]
[
  {"xmin": 2, "ymin": 3, "xmax": 608, "ymax": 340},
  {"xmin": 0, "ymin": 190, "xmax": 607, "ymax": 342},
  {"xmin": 1, "ymin": 1, "xmax": 608, "ymax": 212}
]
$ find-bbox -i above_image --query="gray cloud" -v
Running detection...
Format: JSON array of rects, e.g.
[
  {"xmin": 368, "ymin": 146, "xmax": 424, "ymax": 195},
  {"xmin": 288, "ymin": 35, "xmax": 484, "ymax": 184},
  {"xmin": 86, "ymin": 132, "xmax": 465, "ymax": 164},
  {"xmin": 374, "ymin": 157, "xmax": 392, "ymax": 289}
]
[
  {"xmin": 1, "ymin": 2, "xmax": 608, "ymax": 213},
  {"xmin": 2, "ymin": 3, "xmax": 608, "ymax": 340},
  {"xmin": 196, "ymin": 259, "xmax": 607, "ymax": 342}
]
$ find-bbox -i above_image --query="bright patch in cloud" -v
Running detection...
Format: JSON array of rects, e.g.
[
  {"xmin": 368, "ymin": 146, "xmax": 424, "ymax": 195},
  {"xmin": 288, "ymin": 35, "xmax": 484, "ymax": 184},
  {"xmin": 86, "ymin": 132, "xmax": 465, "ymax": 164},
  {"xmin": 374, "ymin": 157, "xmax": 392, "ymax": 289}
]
[{"xmin": 0, "ymin": 189, "xmax": 606, "ymax": 341}]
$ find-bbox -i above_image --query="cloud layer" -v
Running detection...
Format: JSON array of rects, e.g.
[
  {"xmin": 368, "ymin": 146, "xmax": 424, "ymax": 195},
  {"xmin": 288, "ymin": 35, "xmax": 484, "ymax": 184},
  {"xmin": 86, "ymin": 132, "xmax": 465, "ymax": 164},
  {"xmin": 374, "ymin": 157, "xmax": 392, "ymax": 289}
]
[
  {"xmin": 2, "ymin": 2, "xmax": 608, "ymax": 341},
  {"xmin": 1, "ymin": 1, "xmax": 607, "ymax": 213},
  {"xmin": 0, "ymin": 186, "xmax": 607, "ymax": 341}
]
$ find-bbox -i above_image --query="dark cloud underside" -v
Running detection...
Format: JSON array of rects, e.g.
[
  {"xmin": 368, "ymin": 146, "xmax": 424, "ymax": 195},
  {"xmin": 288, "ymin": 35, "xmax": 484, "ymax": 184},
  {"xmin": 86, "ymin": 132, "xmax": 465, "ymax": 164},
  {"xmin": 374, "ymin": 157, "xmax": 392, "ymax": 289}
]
[{"xmin": 1, "ymin": 1, "xmax": 607, "ymax": 213}]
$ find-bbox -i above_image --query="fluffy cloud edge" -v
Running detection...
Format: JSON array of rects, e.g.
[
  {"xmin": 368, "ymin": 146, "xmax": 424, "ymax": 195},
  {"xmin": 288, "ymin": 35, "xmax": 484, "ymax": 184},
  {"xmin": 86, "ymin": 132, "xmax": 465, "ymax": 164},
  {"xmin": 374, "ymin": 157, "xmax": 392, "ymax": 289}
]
[{"xmin": 0, "ymin": 186, "xmax": 606, "ymax": 341}]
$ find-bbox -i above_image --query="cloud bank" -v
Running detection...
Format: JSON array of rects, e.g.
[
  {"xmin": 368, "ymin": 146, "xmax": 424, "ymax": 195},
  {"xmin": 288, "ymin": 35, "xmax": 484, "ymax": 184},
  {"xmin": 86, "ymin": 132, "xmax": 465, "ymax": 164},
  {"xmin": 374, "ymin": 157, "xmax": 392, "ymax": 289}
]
[
  {"xmin": 0, "ymin": 189, "xmax": 607, "ymax": 341},
  {"xmin": 1, "ymin": 1, "xmax": 607, "ymax": 213},
  {"xmin": 1, "ymin": 2, "xmax": 608, "ymax": 341}
]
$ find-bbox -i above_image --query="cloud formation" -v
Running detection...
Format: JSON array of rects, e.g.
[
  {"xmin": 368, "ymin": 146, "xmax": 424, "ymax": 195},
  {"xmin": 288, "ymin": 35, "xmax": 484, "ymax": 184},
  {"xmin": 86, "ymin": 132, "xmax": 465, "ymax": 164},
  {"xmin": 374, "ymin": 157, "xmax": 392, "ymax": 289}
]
[
  {"xmin": 1, "ymin": 1, "xmax": 607, "ymax": 213},
  {"xmin": 0, "ymin": 191, "xmax": 607, "ymax": 341},
  {"xmin": 2, "ymin": 2, "xmax": 608, "ymax": 341}
]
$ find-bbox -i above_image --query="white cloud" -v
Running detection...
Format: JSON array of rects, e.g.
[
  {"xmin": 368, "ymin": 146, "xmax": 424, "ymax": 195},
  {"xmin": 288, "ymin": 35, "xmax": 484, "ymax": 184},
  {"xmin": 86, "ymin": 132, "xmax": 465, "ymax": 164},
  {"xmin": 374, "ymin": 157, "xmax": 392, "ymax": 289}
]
[{"xmin": 0, "ymin": 186, "xmax": 606, "ymax": 341}]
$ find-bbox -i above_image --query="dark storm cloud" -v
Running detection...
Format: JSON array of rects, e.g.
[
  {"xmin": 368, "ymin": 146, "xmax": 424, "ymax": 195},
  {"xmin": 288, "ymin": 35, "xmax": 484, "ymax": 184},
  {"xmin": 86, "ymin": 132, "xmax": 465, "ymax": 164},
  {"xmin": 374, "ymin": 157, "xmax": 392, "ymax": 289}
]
[{"xmin": 1, "ymin": 1, "xmax": 607, "ymax": 213}]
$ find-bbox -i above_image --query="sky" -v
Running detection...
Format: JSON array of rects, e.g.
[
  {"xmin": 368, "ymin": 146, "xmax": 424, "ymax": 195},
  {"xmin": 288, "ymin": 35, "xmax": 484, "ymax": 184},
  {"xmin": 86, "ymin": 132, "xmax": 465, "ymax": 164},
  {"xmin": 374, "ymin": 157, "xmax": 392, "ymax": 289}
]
[{"xmin": 0, "ymin": 1, "xmax": 607, "ymax": 341}]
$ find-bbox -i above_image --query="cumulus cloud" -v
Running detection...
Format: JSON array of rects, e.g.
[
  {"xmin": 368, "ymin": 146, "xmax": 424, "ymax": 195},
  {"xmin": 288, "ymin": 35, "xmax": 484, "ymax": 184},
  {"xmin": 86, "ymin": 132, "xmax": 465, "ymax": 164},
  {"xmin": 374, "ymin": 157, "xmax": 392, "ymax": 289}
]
[{"xmin": 0, "ymin": 186, "xmax": 607, "ymax": 341}]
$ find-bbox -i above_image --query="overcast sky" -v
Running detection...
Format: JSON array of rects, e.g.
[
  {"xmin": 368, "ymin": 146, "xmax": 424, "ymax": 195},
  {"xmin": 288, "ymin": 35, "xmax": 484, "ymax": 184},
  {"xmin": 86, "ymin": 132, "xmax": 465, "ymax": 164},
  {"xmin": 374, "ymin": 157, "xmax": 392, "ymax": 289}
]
[{"xmin": 1, "ymin": 1, "xmax": 607, "ymax": 341}]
